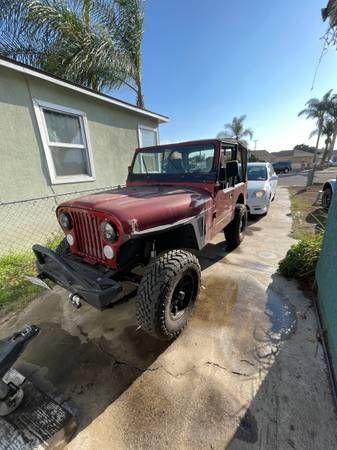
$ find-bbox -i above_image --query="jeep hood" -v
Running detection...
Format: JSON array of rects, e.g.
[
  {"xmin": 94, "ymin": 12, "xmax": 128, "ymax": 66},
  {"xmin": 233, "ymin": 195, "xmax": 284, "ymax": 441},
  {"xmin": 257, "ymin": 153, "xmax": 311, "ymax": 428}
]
[{"xmin": 60, "ymin": 186, "xmax": 212, "ymax": 232}]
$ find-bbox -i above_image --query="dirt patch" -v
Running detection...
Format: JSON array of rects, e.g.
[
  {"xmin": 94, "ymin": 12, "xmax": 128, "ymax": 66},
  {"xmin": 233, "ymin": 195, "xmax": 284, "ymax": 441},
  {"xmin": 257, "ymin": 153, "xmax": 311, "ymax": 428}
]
[{"xmin": 288, "ymin": 185, "xmax": 327, "ymax": 239}]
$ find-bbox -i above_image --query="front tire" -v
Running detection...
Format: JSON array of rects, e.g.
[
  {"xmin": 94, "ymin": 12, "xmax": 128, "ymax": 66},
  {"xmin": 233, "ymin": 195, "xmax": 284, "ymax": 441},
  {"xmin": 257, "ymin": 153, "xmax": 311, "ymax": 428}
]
[
  {"xmin": 224, "ymin": 204, "xmax": 247, "ymax": 248},
  {"xmin": 322, "ymin": 187, "xmax": 333, "ymax": 210},
  {"xmin": 136, "ymin": 250, "xmax": 201, "ymax": 340}
]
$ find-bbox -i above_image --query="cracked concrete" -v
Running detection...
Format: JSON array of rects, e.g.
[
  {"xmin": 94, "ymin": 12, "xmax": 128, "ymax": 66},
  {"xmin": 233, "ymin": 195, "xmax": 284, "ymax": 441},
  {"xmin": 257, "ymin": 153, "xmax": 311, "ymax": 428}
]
[{"xmin": 1, "ymin": 188, "xmax": 337, "ymax": 449}]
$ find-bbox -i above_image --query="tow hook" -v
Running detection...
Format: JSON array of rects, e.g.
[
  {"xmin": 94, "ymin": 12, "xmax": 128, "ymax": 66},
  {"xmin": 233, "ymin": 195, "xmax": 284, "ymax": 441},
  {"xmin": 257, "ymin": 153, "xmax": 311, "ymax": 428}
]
[{"xmin": 69, "ymin": 293, "xmax": 82, "ymax": 309}]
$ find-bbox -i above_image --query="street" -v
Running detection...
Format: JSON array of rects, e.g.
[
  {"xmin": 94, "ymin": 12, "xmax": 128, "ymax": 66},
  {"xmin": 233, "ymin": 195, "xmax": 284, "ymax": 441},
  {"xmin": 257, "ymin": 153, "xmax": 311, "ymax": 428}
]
[
  {"xmin": 1, "ymin": 188, "xmax": 336, "ymax": 449},
  {"xmin": 278, "ymin": 167, "xmax": 337, "ymax": 187}
]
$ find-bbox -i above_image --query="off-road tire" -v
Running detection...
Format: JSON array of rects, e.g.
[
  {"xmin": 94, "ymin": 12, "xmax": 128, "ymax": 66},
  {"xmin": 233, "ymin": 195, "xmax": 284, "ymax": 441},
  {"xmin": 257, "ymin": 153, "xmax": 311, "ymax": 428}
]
[
  {"xmin": 55, "ymin": 238, "xmax": 70, "ymax": 256},
  {"xmin": 136, "ymin": 249, "xmax": 201, "ymax": 340},
  {"xmin": 224, "ymin": 204, "xmax": 247, "ymax": 249},
  {"xmin": 322, "ymin": 187, "xmax": 333, "ymax": 210}
]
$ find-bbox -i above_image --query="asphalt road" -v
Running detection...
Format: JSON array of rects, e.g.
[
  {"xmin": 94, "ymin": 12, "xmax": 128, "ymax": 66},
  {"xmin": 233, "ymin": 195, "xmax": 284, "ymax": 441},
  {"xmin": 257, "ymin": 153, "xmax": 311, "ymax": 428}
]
[{"xmin": 278, "ymin": 167, "xmax": 337, "ymax": 187}]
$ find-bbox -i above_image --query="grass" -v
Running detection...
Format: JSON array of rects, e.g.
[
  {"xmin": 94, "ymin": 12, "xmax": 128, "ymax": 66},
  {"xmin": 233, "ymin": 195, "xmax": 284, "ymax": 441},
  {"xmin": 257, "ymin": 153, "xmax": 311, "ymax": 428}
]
[
  {"xmin": 0, "ymin": 233, "xmax": 63, "ymax": 317},
  {"xmin": 288, "ymin": 185, "xmax": 327, "ymax": 240}
]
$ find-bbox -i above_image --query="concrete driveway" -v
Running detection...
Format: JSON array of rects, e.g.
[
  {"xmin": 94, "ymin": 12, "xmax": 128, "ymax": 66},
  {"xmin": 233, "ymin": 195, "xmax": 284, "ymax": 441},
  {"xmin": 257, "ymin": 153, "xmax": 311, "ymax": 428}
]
[{"xmin": 1, "ymin": 188, "xmax": 336, "ymax": 449}]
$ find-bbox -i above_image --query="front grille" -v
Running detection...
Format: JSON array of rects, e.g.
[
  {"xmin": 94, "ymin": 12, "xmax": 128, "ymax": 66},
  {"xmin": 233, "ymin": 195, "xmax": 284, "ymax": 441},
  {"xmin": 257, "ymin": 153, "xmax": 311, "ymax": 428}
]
[{"xmin": 69, "ymin": 210, "xmax": 105, "ymax": 261}]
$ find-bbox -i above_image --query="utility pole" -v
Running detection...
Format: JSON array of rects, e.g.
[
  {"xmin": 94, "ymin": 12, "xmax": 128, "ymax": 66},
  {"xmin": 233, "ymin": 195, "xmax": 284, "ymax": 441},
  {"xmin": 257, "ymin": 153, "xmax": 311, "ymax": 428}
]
[{"xmin": 254, "ymin": 139, "xmax": 258, "ymax": 151}]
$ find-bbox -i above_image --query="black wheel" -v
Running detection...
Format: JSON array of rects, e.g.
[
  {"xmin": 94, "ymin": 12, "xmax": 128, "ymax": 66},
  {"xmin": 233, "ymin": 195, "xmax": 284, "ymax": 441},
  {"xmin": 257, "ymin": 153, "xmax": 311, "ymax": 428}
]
[
  {"xmin": 322, "ymin": 187, "xmax": 333, "ymax": 210},
  {"xmin": 136, "ymin": 249, "xmax": 201, "ymax": 340},
  {"xmin": 224, "ymin": 204, "xmax": 247, "ymax": 249},
  {"xmin": 55, "ymin": 238, "xmax": 70, "ymax": 256}
]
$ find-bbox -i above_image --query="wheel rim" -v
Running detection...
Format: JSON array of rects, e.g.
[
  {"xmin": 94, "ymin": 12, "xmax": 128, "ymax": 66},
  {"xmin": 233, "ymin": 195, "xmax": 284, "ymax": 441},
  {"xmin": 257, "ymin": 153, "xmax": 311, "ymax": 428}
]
[{"xmin": 170, "ymin": 272, "xmax": 196, "ymax": 320}]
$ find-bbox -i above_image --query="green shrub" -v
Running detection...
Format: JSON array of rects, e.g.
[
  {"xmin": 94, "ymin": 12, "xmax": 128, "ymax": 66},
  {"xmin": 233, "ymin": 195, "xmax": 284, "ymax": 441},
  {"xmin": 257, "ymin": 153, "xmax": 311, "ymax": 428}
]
[{"xmin": 279, "ymin": 233, "xmax": 323, "ymax": 279}]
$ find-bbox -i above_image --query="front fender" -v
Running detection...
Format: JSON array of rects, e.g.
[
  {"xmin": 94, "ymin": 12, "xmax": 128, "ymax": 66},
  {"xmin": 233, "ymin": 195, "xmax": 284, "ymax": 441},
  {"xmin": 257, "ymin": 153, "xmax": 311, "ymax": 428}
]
[{"xmin": 323, "ymin": 180, "xmax": 337, "ymax": 192}]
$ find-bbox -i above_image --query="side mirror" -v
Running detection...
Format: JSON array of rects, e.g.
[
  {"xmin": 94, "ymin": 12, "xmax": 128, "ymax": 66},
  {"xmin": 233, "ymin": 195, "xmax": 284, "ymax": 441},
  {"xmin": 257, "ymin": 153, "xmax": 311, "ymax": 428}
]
[
  {"xmin": 128, "ymin": 165, "xmax": 132, "ymax": 174},
  {"xmin": 226, "ymin": 160, "xmax": 239, "ymax": 179}
]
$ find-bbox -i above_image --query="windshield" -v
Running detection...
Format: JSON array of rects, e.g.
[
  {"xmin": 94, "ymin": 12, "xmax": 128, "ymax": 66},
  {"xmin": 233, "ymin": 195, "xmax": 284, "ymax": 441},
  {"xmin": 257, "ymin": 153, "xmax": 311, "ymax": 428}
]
[
  {"xmin": 248, "ymin": 165, "xmax": 268, "ymax": 181},
  {"xmin": 131, "ymin": 144, "xmax": 215, "ymax": 179}
]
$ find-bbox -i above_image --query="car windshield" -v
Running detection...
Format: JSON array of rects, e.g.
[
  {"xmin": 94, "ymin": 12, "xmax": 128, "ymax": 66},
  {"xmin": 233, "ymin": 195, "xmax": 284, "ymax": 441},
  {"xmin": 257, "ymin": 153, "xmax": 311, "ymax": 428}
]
[
  {"xmin": 248, "ymin": 165, "xmax": 268, "ymax": 181},
  {"xmin": 131, "ymin": 144, "xmax": 215, "ymax": 179}
]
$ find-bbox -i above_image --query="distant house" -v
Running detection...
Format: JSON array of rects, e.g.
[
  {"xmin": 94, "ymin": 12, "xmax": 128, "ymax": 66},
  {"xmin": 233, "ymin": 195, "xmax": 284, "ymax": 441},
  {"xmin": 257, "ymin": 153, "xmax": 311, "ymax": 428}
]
[
  {"xmin": 250, "ymin": 150, "xmax": 274, "ymax": 162},
  {"xmin": 272, "ymin": 149, "xmax": 322, "ymax": 169},
  {"xmin": 0, "ymin": 56, "xmax": 168, "ymax": 203}
]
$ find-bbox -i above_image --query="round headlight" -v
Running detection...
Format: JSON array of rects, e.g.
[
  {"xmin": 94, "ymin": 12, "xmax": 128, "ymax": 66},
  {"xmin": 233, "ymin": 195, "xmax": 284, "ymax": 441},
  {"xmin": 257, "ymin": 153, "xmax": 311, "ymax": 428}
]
[
  {"xmin": 59, "ymin": 213, "xmax": 72, "ymax": 230},
  {"xmin": 101, "ymin": 221, "xmax": 117, "ymax": 242},
  {"xmin": 103, "ymin": 245, "xmax": 114, "ymax": 259},
  {"xmin": 254, "ymin": 190, "xmax": 266, "ymax": 198},
  {"xmin": 66, "ymin": 234, "xmax": 74, "ymax": 246}
]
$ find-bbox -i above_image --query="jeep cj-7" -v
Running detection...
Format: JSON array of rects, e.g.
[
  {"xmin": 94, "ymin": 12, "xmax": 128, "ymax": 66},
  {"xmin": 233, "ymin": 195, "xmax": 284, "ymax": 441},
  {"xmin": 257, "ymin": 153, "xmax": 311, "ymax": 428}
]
[{"xmin": 32, "ymin": 139, "xmax": 248, "ymax": 340}]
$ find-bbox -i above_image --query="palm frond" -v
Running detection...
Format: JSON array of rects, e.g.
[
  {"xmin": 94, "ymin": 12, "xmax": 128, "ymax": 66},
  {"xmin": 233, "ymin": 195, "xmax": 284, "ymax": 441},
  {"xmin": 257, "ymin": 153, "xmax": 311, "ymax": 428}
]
[
  {"xmin": 218, "ymin": 115, "xmax": 253, "ymax": 141},
  {"xmin": 0, "ymin": 0, "xmax": 145, "ymax": 106},
  {"xmin": 309, "ymin": 129, "xmax": 318, "ymax": 139}
]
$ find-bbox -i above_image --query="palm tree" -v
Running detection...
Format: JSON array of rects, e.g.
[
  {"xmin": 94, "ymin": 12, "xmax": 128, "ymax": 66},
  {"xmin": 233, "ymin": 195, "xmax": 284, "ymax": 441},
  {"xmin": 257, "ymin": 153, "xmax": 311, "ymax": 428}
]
[
  {"xmin": 326, "ymin": 93, "xmax": 337, "ymax": 162},
  {"xmin": 298, "ymin": 90, "xmax": 333, "ymax": 185},
  {"xmin": 318, "ymin": 119, "xmax": 335, "ymax": 167},
  {"xmin": 0, "ymin": 0, "xmax": 145, "ymax": 107},
  {"xmin": 217, "ymin": 115, "xmax": 253, "ymax": 143}
]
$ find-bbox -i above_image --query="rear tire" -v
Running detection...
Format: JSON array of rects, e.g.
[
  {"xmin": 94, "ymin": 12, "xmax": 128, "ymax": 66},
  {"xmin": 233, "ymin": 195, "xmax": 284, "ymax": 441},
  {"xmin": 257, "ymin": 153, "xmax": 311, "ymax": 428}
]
[
  {"xmin": 224, "ymin": 204, "xmax": 247, "ymax": 249},
  {"xmin": 136, "ymin": 249, "xmax": 201, "ymax": 340},
  {"xmin": 322, "ymin": 187, "xmax": 333, "ymax": 210}
]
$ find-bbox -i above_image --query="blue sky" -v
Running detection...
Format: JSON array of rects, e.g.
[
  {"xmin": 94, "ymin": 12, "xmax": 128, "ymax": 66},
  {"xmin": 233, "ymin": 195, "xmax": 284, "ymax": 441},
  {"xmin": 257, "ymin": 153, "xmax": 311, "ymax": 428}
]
[{"xmin": 118, "ymin": 0, "xmax": 337, "ymax": 151}]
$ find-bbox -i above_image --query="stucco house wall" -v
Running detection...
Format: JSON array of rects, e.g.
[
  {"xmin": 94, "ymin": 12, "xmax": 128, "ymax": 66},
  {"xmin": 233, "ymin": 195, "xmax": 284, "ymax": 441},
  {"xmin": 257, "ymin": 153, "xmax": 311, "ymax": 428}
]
[{"xmin": 0, "ymin": 60, "xmax": 167, "ymax": 202}]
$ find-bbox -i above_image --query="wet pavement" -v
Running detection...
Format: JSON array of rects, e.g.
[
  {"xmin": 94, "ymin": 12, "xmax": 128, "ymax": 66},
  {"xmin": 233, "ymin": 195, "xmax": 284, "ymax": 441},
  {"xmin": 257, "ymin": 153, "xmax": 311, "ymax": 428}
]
[{"xmin": 1, "ymin": 188, "xmax": 337, "ymax": 449}]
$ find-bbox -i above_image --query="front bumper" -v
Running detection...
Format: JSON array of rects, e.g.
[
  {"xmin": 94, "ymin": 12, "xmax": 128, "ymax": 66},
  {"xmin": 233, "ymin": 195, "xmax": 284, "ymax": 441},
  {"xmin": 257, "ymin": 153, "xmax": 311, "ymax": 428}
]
[
  {"xmin": 32, "ymin": 245, "xmax": 122, "ymax": 310},
  {"xmin": 247, "ymin": 195, "xmax": 270, "ymax": 215}
]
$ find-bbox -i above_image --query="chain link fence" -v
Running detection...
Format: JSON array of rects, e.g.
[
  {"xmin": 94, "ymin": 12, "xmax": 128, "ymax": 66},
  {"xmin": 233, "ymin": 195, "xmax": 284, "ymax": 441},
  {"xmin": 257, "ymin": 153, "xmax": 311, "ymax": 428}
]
[{"xmin": 0, "ymin": 186, "xmax": 116, "ymax": 256}]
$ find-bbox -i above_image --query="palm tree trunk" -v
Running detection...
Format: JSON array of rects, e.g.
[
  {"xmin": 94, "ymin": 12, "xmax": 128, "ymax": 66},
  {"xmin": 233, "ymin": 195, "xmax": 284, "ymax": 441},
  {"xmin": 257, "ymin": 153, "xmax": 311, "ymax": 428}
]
[
  {"xmin": 327, "ymin": 128, "xmax": 337, "ymax": 162},
  {"xmin": 307, "ymin": 126, "xmax": 321, "ymax": 187},
  {"xmin": 320, "ymin": 139, "xmax": 331, "ymax": 168},
  {"xmin": 136, "ymin": 76, "xmax": 144, "ymax": 108}
]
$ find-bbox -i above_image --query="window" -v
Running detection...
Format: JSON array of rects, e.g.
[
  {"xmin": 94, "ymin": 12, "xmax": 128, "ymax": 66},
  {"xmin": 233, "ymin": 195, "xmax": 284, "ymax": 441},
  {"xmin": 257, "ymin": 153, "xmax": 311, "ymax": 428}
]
[
  {"xmin": 34, "ymin": 100, "xmax": 95, "ymax": 184},
  {"xmin": 138, "ymin": 124, "xmax": 159, "ymax": 148},
  {"xmin": 187, "ymin": 148, "xmax": 214, "ymax": 173}
]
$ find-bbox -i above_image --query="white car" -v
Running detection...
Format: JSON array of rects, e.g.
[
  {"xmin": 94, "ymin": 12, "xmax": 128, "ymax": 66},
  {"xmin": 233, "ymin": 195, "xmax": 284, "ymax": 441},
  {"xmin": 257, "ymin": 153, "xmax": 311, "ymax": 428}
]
[{"xmin": 247, "ymin": 162, "xmax": 278, "ymax": 215}]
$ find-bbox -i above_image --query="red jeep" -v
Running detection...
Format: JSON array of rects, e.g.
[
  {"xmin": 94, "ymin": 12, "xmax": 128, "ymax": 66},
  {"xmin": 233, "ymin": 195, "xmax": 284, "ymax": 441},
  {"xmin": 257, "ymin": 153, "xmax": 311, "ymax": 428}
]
[{"xmin": 33, "ymin": 139, "xmax": 248, "ymax": 339}]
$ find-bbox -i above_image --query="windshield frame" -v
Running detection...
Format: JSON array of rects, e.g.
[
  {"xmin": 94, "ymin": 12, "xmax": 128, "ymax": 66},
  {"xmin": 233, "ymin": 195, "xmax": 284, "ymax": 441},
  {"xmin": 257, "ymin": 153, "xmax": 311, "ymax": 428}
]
[{"xmin": 128, "ymin": 142, "xmax": 218, "ymax": 183}]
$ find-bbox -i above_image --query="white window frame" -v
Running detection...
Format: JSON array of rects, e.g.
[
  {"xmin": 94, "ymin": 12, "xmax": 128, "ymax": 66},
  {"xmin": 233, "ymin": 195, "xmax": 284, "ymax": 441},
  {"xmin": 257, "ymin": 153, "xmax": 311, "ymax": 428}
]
[
  {"xmin": 138, "ymin": 123, "xmax": 159, "ymax": 148},
  {"xmin": 33, "ymin": 99, "xmax": 96, "ymax": 184}
]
